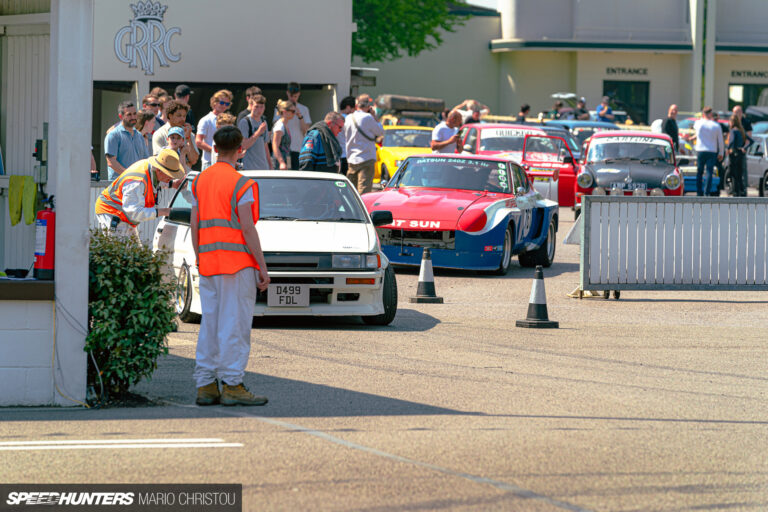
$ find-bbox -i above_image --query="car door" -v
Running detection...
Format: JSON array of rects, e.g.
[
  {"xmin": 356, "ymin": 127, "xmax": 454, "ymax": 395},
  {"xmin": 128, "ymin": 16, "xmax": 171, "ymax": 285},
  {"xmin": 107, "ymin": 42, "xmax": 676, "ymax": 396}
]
[
  {"xmin": 521, "ymin": 134, "xmax": 576, "ymax": 207},
  {"xmin": 509, "ymin": 162, "xmax": 535, "ymax": 249},
  {"xmin": 153, "ymin": 176, "xmax": 195, "ymax": 274},
  {"xmin": 746, "ymin": 138, "xmax": 764, "ymax": 187}
]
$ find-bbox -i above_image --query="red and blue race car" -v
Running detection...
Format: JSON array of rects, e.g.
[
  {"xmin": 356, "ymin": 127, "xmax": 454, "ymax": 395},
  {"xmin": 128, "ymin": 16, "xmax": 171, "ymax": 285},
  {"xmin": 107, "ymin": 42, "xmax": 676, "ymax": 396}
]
[{"xmin": 362, "ymin": 154, "xmax": 558, "ymax": 273}]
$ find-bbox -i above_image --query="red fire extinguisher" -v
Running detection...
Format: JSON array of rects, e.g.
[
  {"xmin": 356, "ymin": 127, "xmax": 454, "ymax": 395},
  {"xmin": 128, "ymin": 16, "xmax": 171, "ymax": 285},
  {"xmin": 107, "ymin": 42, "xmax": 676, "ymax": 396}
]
[{"xmin": 34, "ymin": 195, "xmax": 55, "ymax": 280}]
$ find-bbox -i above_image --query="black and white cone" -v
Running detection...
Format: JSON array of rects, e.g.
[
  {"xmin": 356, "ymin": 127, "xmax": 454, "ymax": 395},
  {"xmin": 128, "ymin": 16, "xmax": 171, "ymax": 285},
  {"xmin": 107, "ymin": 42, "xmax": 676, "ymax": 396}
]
[
  {"xmin": 516, "ymin": 265, "xmax": 558, "ymax": 328},
  {"xmin": 409, "ymin": 248, "xmax": 444, "ymax": 304}
]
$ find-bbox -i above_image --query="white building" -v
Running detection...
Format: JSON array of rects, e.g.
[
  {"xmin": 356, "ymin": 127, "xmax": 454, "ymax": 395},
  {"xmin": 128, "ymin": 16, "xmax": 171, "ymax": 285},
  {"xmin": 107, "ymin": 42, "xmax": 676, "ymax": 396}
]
[{"xmin": 357, "ymin": 0, "xmax": 768, "ymax": 123}]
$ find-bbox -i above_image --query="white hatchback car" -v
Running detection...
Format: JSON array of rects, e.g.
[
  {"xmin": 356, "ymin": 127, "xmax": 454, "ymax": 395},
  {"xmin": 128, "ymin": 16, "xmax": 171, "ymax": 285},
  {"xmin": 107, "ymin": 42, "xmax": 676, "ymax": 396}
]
[{"xmin": 153, "ymin": 171, "xmax": 397, "ymax": 325}]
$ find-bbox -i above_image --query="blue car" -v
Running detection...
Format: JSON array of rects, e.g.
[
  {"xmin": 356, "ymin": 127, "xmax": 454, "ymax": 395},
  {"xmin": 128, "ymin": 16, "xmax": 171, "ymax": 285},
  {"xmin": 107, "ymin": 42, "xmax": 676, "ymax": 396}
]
[{"xmin": 361, "ymin": 154, "xmax": 559, "ymax": 274}]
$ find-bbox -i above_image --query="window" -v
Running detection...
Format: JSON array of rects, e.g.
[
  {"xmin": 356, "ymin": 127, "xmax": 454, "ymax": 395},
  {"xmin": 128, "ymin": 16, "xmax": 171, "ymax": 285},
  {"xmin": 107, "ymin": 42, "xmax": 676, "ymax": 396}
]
[
  {"xmin": 510, "ymin": 163, "xmax": 529, "ymax": 193},
  {"xmin": 465, "ymin": 128, "xmax": 478, "ymax": 152}
]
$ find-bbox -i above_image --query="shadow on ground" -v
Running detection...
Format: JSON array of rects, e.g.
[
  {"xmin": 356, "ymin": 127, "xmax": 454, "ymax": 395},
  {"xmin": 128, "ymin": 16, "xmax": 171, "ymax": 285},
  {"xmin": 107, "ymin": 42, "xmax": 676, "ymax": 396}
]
[{"xmin": 250, "ymin": 307, "xmax": 440, "ymax": 332}]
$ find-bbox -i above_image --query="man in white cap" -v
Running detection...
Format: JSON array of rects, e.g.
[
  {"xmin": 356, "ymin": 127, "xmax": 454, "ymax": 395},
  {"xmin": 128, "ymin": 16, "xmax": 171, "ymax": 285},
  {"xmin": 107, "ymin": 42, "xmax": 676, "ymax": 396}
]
[{"xmin": 94, "ymin": 148, "xmax": 185, "ymax": 237}]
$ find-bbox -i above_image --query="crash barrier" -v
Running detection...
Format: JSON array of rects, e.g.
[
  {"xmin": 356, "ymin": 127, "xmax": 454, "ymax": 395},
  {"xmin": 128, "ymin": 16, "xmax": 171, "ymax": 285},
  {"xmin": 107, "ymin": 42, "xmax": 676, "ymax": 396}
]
[
  {"xmin": 580, "ymin": 195, "xmax": 768, "ymax": 291},
  {"xmin": 88, "ymin": 182, "xmax": 174, "ymax": 246}
]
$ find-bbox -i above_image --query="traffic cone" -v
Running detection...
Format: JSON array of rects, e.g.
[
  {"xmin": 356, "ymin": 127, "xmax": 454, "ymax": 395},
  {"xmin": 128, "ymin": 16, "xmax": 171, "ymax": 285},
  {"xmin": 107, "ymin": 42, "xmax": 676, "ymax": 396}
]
[
  {"xmin": 516, "ymin": 265, "xmax": 558, "ymax": 328},
  {"xmin": 409, "ymin": 248, "xmax": 444, "ymax": 304}
]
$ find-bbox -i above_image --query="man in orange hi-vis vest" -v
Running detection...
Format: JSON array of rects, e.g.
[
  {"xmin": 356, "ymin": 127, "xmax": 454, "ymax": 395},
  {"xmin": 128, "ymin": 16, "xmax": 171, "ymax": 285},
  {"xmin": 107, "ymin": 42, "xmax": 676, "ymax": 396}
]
[
  {"xmin": 94, "ymin": 148, "xmax": 184, "ymax": 237},
  {"xmin": 190, "ymin": 125, "xmax": 270, "ymax": 406}
]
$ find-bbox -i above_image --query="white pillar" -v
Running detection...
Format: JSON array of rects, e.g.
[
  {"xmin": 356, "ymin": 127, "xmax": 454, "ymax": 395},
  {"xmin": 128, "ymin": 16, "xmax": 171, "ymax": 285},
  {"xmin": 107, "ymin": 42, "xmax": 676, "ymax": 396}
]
[
  {"xmin": 48, "ymin": 0, "xmax": 93, "ymax": 405},
  {"xmin": 690, "ymin": 0, "xmax": 704, "ymax": 111},
  {"xmin": 703, "ymin": 0, "xmax": 717, "ymax": 108}
]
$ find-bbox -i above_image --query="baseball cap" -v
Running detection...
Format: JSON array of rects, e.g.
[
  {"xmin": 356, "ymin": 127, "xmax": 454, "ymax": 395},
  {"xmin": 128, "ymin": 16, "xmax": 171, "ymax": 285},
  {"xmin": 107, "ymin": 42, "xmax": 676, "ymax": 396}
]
[
  {"xmin": 168, "ymin": 126, "xmax": 185, "ymax": 138},
  {"xmin": 174, "ymin": 84, "xmax": 192, "ymax": 97}
]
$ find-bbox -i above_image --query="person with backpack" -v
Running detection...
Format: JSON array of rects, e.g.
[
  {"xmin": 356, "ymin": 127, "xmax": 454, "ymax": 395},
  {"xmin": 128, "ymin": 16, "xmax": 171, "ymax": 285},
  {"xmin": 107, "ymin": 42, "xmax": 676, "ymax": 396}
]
[
  {"xmin": 238, "ymin": 94, "xmax": 271, "ymax": 170},
  {"xmin": 344, "ymin": 94, "xmax": 384, "ymax": 193}
]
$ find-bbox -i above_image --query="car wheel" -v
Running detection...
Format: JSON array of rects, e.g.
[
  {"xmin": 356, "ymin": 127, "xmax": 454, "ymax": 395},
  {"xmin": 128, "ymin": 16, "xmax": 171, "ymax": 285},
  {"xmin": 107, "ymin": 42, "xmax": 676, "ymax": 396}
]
[
  {"xmin": 492, "ymin": 224, "xmax": 514, "ymax": 275},
  {"xmin": 761, "ymin": 171, "xmax": 768, "ymax": 197},
  {"xmin": 176, "ymin": 263, "xmax": 201, "ymax": 324},
  {"xmin": 362, "ymin": 265, "xmax": 398, "ymax": 326},
  {"xmin": 613, "ymin": 290, "xmax": 621, "ymax": 300},
  {"xmin": 519, "ymin": 216, "xmax": 556, "ymax": 268}
]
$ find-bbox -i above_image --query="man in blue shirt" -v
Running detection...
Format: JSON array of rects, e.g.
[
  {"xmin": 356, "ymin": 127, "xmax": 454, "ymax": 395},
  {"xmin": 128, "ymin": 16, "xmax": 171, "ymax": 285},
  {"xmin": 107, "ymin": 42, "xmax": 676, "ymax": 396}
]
[
  {"xmin": 596, "ymin": 96, "xmax": 615, "ymax": 123},
  {"xmin": 299, "ymin": 112, "xmax": 344, "ymax": 173},
  {"xmin": 104, "ymin": 101, "xmax": 148, "ymax": 180}
]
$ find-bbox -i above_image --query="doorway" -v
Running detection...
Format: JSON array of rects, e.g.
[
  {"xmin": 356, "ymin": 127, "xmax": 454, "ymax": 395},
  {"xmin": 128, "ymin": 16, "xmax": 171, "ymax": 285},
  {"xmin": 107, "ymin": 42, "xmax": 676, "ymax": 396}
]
[{"xmin": 603, "ymin": 80, "xmax": 650, "ymax": 125}]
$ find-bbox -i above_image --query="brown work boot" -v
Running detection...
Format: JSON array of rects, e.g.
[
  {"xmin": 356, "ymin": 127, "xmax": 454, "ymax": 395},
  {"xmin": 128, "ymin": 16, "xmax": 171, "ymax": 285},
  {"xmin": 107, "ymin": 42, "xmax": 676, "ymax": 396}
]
[
  {"xmin": 196, "ymin": 380, "xmax": 220, "ymax": 406},
  {"xmin": 220, "ymin": 383, "xmax": 268, "ymax": 406}
]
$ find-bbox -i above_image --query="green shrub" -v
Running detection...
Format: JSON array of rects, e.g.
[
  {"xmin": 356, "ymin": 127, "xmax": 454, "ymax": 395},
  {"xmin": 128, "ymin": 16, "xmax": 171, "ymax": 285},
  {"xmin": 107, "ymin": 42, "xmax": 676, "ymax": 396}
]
[{"xmin": 86, "ymin": 229, "xmax": 176, "ymax": 399}]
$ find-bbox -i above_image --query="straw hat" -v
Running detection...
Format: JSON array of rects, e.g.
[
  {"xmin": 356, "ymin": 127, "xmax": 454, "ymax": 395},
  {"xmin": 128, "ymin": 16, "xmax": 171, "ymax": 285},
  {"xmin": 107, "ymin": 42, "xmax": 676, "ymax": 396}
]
[{"xmin": 149, "ymin": 148, "xmax": 184, "ymax": 179}]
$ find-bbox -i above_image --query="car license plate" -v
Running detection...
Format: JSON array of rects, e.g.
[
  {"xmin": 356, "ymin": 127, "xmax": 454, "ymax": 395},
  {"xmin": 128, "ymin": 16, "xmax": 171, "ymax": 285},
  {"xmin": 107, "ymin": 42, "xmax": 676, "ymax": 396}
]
[
  {"xmin": 267, "ymin": 284, "xmax": 309, "ymax": 307},
  {"xmin": 610, "ymin": 182, "xmax": 647, "ymax": 190}
]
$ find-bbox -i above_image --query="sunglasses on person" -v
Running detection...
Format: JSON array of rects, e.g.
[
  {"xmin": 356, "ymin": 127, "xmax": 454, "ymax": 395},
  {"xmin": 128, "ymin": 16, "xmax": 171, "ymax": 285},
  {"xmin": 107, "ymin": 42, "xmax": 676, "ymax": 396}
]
[
  {"xmin": 148, "ymin": 102, "xmax": 160, "ymax": 107},
  {"xmin": 218, "ymin": 101, "xmax": 231, "ymax": 107},
  {"xmin": 286, "ymin": 108, "xmax": 296, "ymax": 113}
]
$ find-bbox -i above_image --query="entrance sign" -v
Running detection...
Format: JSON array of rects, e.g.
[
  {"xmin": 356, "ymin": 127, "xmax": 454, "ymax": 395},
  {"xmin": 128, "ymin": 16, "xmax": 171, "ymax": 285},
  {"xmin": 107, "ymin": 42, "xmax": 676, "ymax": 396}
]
[{"xmin": 114, "ymin": 1, "xmax": 181, "ymax": 76}]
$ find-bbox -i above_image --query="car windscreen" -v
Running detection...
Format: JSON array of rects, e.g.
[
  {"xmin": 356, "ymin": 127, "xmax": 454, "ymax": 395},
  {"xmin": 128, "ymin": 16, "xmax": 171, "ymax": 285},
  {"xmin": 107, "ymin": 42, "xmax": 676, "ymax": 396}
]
[
  {"xmin": 383, "ymin": 129, "xmax": 431, "ymax": 148},
  {"xmin": 586, "ymin": 136, "xmax": 674, "ymax": 165},
  {"xmin": 479, "ymin": 128, "xmax": 533, "ymax": 152},
  {"xmin": 253, "ymin": 177, "xmax": 367, "ymax": 222},
  {"xmin": 391, "ymin": 157, "xmax": 511, "ymax": 193}
]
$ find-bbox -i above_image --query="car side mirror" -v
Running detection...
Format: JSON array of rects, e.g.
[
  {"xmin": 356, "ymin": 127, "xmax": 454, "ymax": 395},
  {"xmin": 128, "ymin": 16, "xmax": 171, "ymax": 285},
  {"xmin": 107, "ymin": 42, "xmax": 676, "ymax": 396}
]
[
  {"xmin": 563, "ymin": 155, "xmax": 573, "ymax": 164},
  {"xmin": 380, "ymin": 179, "xmax": 388, "ymax": 188},
  {"xmin": 463, "ymin": 144, "xmax": 474, "ymax": 153},
  {"xmin": 168, "ymin": 207, "xmax": 191, "ymax": 225},
  {"xmin": 370, "ymin": 210, "xmax": 393, "ymax": 227},
  {"xmin": 516, "ymin": 186, "xmax": 525, "ymax": 195}
]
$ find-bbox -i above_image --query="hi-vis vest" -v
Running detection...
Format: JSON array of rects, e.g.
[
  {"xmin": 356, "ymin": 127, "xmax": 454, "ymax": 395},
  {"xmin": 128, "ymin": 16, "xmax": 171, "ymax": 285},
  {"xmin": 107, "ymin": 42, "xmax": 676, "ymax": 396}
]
[
  {"xmin": 94, "ymin": 160, "xmax": 156, "ymax": 227},
  {"xmin": 191, "ymin": 162, "xmax": 259, "ymax": 276}
]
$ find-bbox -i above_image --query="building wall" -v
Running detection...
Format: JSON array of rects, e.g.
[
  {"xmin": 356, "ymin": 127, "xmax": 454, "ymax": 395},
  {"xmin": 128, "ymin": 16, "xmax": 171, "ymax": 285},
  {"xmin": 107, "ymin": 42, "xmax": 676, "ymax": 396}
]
[
  {"xmin": 715, "ymin": 0, "xmax": 768, "ymax": 44},
  {"xmin": 498, "ymin": 51, "xmax": 576, "ymax": 117},
  {"xmin": 0, "ymin": 27, "xmax": 50, "ymax": 271},
  {"xmin": 0, "ymin": 300, "xmax": 55, "ymax": 405},
  {"xmin": 351, "ymin": 16, "xmax": 501, "ymax": 114},
  {"xmin": 714, "ymin": 54, "xmax": 768, "ymax": 109},
  {"xmin": 576, "ymin": 52, "xmax": 691, "ymax": 121}
]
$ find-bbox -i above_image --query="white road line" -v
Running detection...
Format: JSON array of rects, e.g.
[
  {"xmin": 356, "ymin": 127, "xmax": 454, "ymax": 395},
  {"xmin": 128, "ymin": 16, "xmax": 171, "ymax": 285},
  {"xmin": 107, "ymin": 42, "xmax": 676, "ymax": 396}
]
[
  {"xmin": 0, "ymin": 438, "xmax": 226, "ymax": 446},
  {"xmin": 164, "ymin": 400, "xmax": 594, "ymax": 512},
  {"xmin": 0, "ymin": 443, "xmax": 242, "ymax": 451},
  {"xmin": 0, "ymin": 438, "xmax": 242, "ymax": 451}
]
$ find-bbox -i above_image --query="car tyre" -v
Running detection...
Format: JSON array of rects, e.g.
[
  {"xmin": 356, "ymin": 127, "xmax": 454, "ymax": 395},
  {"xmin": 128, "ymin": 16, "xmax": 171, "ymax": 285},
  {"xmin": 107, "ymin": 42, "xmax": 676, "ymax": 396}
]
[
  {"xmin": 760, "ymin": 171, "xmax": 768, "ymax": 197},
  {"xmin": 362, "ymin": 265, "xmax": 398, "ymax": 326},
  {"xmin": 176, "ymin": 263, "xmax": 201, "ymax": 324},
  {"xmin": 492, "ymin": 224, "xmax": 514, "ymax": 275},
  {"xmin": 519, "ymin": 216, "xmax": 556, "ymax": 268}
]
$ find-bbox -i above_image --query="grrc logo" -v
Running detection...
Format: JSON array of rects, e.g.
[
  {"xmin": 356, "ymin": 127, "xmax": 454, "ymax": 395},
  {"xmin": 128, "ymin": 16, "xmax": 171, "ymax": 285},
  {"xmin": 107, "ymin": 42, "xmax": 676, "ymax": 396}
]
[{"xmin": 114, "ymin": 0, "xmax": 181, "ymax": 76}]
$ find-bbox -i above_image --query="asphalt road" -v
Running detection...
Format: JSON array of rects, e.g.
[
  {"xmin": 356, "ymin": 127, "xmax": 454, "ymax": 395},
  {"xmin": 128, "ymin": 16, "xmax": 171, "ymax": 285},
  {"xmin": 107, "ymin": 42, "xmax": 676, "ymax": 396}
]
[{"xmin": 2, "ymin": 212, "xmax": 767, "ymax": 512}]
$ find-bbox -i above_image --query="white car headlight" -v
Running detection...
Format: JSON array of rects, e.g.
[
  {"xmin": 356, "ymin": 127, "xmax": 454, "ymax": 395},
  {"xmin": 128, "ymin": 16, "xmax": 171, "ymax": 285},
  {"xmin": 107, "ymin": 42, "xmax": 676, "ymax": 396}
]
[
  {"xmin": 576, "ymin": 172, "xmax": 594, "ymax": 188},
  {"xmin": 663, "ymin": 173, "xmax": 681, "ymax": 189},
  {"xmin": 650, "ymin": 188, "xmax": 664, "ymax": 196},
  {"xmin": 333, "ymin": 254, "xmax": 362, "ymax": 268},
  {"xmin": 592, "ymin": 187, "xmax": 606, "ymax": 195},
  {"xmin": 366, "ymin": 254, "xmax": 381, "ymax": 268}
]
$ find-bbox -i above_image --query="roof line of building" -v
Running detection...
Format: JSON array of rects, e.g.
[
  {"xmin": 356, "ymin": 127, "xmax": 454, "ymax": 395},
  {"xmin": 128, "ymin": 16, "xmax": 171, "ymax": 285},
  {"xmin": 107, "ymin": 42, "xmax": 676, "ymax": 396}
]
[{"xmin": 490, "ymin": 39, "xmax": 694, "ymax": 53}]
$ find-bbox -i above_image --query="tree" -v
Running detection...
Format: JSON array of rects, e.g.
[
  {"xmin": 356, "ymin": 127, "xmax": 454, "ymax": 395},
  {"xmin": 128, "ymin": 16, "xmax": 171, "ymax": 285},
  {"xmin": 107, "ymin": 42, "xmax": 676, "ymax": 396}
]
[{"xmin": 353, "ymin": 0, "xmax": 467, "ymax": 63}]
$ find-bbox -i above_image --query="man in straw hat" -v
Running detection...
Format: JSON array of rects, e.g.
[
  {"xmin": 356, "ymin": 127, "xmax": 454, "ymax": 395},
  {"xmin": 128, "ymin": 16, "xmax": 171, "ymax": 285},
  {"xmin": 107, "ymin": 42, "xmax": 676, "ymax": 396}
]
[{"xmin": 94, "ymin": 148, "xmax": 185, "ymax": 237}]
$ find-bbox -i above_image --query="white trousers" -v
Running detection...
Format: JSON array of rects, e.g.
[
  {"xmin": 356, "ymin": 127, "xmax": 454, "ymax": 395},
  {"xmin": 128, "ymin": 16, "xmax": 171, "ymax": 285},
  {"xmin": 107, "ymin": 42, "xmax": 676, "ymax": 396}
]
[{"xmin": 194, "ymin": 267, "xmax": 257, "ymax": 388}]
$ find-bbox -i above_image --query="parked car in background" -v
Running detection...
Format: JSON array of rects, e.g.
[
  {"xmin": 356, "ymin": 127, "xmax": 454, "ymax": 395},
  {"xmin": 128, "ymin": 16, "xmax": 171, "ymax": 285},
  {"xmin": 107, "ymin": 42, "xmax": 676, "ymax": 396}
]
[
  {"xmin": 375, "ymin": 126, "xmax": 432, "ymax": 185},
  {"xmin": 362, "ymin": 154, "xmax": 558, "ymax": 274},
  {"xmin": 544, "ymin": 119, "xmax": 619, "ymax": 146},
  {"xmin": 376, "ymin": 94, "xmax": 443, "ymax": 128},
  {"xmin": 745, "ymin": 133, "xmax": 768, "ymax": 196},
  {"xmin": 154, "ymin": 171, "xmax": 398, "ymax": 325},
  {"xmin": 576, "ymin": 131, "xmax": 684, "ymax": 211},
  {"xmin": 750, "ymin": 121, "xmax": 768, "ymax": 134}
]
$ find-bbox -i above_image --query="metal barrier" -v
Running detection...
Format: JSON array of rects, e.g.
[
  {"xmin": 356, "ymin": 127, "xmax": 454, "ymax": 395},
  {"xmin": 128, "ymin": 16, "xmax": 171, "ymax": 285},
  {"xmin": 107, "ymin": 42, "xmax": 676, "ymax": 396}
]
[
  {"xmin": 580, "ymin": 195, "xmax": 768, "ymax": 291},
  {"xmin": 88, "ymin": 181, "xmax": 174, "ymax": 246}
]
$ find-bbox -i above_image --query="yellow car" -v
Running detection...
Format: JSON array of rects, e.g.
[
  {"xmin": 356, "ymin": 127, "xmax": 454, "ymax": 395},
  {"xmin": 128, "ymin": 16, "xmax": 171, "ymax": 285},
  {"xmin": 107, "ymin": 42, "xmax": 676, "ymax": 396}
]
[{"xmin": 375, "ymin": 126, "xmax": 433, "ymax": 184}]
